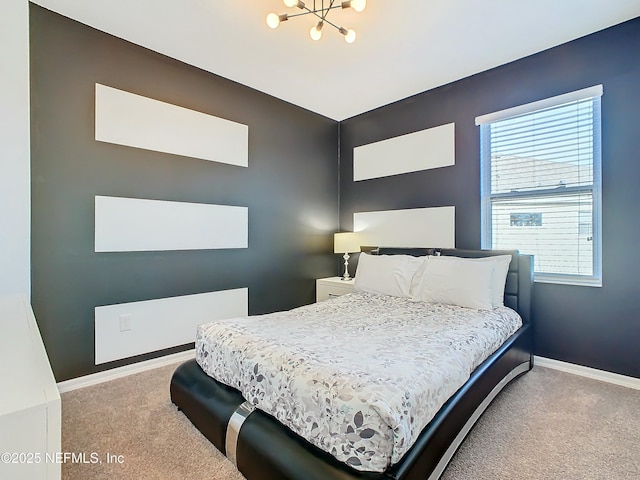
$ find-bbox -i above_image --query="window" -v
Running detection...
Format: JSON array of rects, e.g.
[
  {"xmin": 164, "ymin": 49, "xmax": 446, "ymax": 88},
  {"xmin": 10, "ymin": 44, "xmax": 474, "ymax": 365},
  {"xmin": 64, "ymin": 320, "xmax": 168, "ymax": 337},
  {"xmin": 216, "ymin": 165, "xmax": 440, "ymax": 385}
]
[{"xmin": 477, "ymin": 86, "xmax": 602, "ymax": 286}]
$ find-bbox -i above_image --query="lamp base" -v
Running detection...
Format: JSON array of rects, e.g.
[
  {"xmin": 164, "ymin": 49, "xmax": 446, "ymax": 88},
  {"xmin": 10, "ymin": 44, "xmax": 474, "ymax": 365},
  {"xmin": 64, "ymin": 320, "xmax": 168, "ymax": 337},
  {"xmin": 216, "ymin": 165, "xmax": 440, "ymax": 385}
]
[{"xmin": 341, "ymin": 252, "xmax": 351, "ymax": 281}]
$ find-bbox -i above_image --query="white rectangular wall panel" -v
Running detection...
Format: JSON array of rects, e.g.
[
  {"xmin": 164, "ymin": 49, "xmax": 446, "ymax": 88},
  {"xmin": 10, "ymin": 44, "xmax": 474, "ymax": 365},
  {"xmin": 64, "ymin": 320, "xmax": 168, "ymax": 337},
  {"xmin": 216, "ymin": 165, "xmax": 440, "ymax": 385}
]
[
  {"xmin": 353, "ymin": 123, "xmax": 455, "ymax": 181},
  {"xmin": 95, "ymin": 196, "xmax": 248, "ymax": 252},
  {"xmin": 353, "ymin": 206, "xmax": 455, "ymax": 248},
  {"xmin": 95, "ymin": 83, "xmax": 248, "ymax": 167},
  {"xmin": 95, "ymin": 288, "xmax": 248, "ymax": 364}
]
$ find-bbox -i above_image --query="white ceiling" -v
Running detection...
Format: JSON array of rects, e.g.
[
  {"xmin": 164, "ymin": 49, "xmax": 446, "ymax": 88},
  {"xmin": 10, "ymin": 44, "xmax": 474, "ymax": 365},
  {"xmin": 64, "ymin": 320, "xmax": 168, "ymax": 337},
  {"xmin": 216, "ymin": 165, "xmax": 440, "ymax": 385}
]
[{"xmin": 32, "ymin": 0, "xmax": 640, "ymax": 121}]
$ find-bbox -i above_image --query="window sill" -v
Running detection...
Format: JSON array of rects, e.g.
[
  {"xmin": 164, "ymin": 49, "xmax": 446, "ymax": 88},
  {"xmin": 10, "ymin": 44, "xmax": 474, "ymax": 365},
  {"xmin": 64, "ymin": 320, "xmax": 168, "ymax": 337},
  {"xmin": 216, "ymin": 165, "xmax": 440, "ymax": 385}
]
[{"xmin": 534, "ymin": 275, "xmax": 602, "ymax": 288}]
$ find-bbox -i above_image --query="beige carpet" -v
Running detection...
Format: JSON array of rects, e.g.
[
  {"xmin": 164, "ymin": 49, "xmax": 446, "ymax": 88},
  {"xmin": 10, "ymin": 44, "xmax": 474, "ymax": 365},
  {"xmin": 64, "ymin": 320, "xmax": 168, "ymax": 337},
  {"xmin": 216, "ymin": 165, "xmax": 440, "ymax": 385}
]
[
  {"xmin": 62, "ymin": 364, "xmax": 244, "ymax": 480},
  {"xmin": 62, "ymin": 363, "xmax": 640, "ymax": 480}
]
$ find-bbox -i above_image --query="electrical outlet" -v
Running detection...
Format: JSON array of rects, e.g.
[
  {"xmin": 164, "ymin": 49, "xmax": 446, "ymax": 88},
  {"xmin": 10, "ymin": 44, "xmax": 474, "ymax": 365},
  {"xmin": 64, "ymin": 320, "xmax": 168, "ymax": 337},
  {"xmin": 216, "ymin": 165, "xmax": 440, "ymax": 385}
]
[{"xmin": 119, "ymin": 314, "xmax": 132, "ymax": 332}]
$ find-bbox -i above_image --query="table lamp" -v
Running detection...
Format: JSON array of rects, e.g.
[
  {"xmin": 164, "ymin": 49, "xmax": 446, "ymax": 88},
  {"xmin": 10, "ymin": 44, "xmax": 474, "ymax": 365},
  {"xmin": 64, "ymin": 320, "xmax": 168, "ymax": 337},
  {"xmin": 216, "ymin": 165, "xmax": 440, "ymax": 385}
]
[{"xmin": 334, "ymin": 232, "xmax": 361, "ymax": 281}]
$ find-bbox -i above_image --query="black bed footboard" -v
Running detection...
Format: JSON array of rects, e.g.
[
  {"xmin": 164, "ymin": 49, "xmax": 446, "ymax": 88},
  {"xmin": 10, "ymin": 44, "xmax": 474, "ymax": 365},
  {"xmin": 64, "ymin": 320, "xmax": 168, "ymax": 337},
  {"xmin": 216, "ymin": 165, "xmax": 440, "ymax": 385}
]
[
  {"xmin": 170, "ymin": 324, "xmax": 532, "ymax": 480},
  {"xmin": 170, "ymin": 359, "xmax": 245, "ymax": 454}
]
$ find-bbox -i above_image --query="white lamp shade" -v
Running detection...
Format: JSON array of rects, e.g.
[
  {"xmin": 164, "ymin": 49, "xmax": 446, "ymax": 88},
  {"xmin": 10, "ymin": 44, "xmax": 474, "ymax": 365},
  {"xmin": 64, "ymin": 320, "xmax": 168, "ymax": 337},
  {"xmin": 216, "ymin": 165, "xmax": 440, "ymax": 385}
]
[{"xmin": 334, "ymin": 232, "xmax": 361, "ymax": 254}]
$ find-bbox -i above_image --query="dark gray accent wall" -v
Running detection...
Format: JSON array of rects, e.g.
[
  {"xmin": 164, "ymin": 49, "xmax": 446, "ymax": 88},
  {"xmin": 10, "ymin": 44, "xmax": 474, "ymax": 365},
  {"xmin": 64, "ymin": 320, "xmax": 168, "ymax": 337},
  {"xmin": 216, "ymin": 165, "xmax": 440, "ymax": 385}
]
[
  {"xmin": 30, "ymin": 5, "xmax": 339, "ymax": 381},
  {"xmin": 339, "ymin": 18, "xmax": 640, "ymax": 378}
]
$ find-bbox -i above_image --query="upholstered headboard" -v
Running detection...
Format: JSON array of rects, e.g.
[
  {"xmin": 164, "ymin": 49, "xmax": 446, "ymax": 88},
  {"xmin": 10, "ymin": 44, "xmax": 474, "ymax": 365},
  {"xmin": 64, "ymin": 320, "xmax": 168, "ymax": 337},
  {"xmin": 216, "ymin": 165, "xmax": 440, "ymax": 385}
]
[{"xmin": 364, "ymin": 247, "xmax": 533, "ymax": 324}]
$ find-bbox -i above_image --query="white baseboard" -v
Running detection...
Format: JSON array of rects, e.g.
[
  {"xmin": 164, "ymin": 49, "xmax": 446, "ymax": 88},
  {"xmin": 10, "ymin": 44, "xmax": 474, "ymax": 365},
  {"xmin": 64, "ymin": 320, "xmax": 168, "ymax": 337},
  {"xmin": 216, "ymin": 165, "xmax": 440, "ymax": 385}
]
[
  {"xmin": 57, "ymin": 349, "xmax": 195, "ymax": 394},
  {"xmin": 57, "ymin": 351, "xmax": 640, "ymax": 394},
  {"xmin": 534, "ymin": 356, "xmax": 640, "ymax": 391}
]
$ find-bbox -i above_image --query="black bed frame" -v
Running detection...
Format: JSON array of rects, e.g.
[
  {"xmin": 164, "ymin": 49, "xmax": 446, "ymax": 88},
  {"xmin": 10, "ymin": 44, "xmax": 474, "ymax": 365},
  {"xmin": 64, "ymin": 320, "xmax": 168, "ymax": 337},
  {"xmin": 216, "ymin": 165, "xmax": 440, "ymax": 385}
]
[{"xmin": 171, "ymin": 248, "xmax": 533, "ymax": 480}]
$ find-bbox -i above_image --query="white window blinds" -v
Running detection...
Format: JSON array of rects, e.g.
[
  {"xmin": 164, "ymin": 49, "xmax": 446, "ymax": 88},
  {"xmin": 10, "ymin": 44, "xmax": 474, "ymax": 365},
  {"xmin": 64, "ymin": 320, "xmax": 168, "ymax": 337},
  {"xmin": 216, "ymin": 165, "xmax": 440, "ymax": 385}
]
[{"xmin": 477, "ymin": 86, "xmax": 603, "ymax": 286}]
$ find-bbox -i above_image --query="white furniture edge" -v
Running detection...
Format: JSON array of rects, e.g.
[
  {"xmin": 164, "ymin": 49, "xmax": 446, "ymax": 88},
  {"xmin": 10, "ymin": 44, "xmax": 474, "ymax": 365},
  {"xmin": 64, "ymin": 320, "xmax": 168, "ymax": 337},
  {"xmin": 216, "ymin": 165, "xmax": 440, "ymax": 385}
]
[
  {"xmin": 317, "ymin": 276, "xmax": 355, "ymax": 284},
  {"xmin": 57, "ymin": 349, "xmax": 195, "ymax": 393},
  {"xmin": 534, "ymin": 356, "xmax": 640, "ymax": 391},
  {"xmin": 316, "ymin": 277, "xmax": 355, "ymax": 302},
  {"xmin": 0, "ymin": 295, "xmax": 61, "ymax": 479}
]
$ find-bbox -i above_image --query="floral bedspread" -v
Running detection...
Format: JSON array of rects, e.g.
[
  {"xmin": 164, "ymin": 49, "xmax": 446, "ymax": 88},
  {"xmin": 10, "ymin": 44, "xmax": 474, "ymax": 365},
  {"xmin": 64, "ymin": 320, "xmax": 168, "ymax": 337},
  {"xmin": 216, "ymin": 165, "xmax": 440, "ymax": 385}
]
[{"xmin": 195, "ymin": 291, "xmax": 522, "ymax": 472}]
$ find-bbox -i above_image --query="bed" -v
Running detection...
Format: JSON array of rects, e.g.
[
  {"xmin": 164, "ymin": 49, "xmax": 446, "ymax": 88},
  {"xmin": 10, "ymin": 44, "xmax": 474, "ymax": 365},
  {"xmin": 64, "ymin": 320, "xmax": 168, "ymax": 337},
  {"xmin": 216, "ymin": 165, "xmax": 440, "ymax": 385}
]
[{"xmin": 170, "ymin": 248, "xmax": 533, "ymax": 480}]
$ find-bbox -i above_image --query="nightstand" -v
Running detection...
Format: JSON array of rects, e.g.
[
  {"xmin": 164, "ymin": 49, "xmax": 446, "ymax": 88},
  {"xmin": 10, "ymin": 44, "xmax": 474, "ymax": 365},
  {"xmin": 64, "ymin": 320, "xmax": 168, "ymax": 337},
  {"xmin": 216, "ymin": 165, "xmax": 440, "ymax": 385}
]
[{"xmin": 316, "ymin": 277, "xmax": 355, "ymax": 302}]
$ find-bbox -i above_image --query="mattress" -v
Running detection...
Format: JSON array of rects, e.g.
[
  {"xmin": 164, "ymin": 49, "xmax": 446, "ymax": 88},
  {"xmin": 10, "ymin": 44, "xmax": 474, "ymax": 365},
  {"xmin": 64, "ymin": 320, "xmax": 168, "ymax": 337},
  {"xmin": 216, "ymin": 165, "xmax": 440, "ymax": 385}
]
[{"xmin": 195, "ymin": 291, "xmax": 522, "ymax": 472}]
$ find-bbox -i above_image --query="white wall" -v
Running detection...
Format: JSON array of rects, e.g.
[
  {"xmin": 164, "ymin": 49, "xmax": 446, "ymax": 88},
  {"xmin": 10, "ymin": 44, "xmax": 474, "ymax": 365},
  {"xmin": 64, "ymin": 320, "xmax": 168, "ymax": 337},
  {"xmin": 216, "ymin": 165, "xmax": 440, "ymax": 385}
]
[{"xmin": 0, "ymin": 0, "xmax": 30, "ymax": 296}]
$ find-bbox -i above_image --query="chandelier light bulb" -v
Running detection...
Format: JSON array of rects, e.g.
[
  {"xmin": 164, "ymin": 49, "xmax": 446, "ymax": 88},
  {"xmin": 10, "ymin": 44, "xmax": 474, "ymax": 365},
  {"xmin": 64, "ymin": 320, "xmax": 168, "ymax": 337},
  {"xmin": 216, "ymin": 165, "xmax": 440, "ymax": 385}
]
[
  {"xmin": 266, "ymin": 13, "xmax": 281, "ymax": 29},
  {"xmin": 283, "ymin": 0, "xmax": 298, "ymax": 7},
  {"xmin": 350, "ymin": 0, "xmax": 367, "ymax": 12},
  {"xmin": 310, "ymin": 21, "xmax": 323, "ymax": 41},
  {"xmin": 344, "ymin": 28, "xmax": 356, "ymax": 43}
]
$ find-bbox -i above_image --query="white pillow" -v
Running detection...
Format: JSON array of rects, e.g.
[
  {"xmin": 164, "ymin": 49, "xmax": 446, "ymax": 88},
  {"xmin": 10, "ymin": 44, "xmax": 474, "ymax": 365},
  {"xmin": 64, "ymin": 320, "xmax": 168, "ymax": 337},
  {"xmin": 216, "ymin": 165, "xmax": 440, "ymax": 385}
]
[
  {"xmin": 443, "ymin": 255, "xmax": 511, "ymax": 308},
  {"xmin": 353, "ymin": 253, "xmax": 424, "ymax": 298},
  {"xmin": 410, "ymin": 256, "xmax": 496, "ymax": 310},
  {"xmin": 411, "ymin": 254, "xmax": 512, "ymax": 309},
  {"xmin": 483, "ymin": 255, "xmax": 512, "ymax": 307}
]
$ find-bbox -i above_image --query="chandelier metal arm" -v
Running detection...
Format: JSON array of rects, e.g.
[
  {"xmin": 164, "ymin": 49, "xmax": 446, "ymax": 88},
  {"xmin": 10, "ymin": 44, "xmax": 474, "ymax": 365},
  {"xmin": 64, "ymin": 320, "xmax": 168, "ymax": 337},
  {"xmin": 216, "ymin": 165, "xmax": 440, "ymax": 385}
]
[
  {"xmin": 286, "ymin": 1, "xmax": 341, "ymax": 21},
  {"xmin": 288, "ymin": 0, "xmax": 345, "ymax": 32}
]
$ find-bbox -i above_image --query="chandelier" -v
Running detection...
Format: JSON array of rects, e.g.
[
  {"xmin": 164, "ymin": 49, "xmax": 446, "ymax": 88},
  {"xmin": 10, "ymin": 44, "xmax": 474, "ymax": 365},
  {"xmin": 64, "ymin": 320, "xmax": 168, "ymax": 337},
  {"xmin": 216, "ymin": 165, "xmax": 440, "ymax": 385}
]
[{"xmin": 266, "ymin": 0, "xmax": 367, "ymax": 44}]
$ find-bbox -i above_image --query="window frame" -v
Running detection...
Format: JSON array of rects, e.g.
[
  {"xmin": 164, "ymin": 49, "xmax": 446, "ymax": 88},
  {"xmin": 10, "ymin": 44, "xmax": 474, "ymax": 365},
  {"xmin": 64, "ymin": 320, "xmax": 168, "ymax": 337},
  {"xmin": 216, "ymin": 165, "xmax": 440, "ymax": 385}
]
[{"xmin": 477, "ymin": 86, "xmax": 603, "ymax": 287}]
